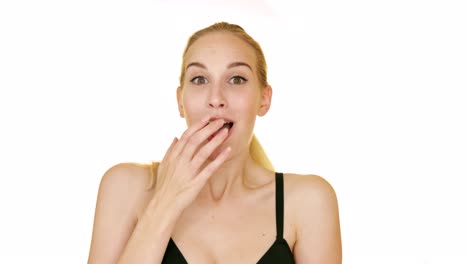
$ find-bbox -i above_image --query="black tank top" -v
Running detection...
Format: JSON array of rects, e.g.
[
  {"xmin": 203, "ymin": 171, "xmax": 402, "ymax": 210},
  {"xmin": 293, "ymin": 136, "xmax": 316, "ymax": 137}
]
[{"xmin": 162, "ymin": 172, "xmax": 295, "ymax": 263}]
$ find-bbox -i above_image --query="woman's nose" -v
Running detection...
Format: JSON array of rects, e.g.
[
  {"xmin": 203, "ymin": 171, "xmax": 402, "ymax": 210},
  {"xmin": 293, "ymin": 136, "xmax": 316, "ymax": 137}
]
[{"xmin": 208, "ymin": 87, "xmax": 226, "ymax": 108}]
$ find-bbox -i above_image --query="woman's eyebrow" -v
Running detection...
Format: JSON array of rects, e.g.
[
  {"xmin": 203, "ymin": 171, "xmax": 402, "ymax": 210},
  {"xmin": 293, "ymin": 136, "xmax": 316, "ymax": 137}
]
[
  {"xmin": 186, "ymin": 62, "xmax": 206, "ymax": 71},
  {"xmin": 186, "ymin": 61, "xmax": 253, "ymax": 72},
  {"xmin": 228, "ymin": 61, "xmax": 252, "ymax": 72}
]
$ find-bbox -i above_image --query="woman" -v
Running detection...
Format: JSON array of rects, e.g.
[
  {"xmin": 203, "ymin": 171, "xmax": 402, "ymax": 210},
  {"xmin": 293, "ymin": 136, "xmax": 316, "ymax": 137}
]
[{"xmin": 88, "ymin": 22, "xmax": 342, "ymax": 263}]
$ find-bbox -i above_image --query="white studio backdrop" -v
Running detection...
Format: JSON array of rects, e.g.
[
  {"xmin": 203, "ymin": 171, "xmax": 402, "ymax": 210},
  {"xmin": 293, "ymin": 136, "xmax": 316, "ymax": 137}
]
[{"xmin": 0, "ymin": 0, "xmax": 467, "ymax": 263}]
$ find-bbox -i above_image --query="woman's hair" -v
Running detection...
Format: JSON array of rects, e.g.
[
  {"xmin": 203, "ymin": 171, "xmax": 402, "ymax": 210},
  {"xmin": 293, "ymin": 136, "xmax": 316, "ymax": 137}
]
[
  {"xmin": 178, "ymin": 22, "xmax": 268, "ymax": 88},
  {"xmin": 148, "ymin": 22, "xmax": 274, "ymax": 189}
]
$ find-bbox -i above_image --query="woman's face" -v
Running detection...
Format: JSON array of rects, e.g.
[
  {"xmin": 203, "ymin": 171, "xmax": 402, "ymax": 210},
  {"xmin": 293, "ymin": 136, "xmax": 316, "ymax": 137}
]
[{"xmin": 177, "ymin": 32, "xmax": 272, "ymax": 157}]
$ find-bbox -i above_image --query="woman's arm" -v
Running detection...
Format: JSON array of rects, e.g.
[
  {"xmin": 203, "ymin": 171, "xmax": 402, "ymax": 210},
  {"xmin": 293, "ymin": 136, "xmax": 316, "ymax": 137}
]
[
  {"xmin": 88, "ymin": 118, "xmax": 232, "ymax": 263},
  {"xmin": 117, "ymin": 186, "xmax": 182, "ymax": 264},
  {"xmin": 87, "ymin": 163, "xmax": 181, "ymax": 264},
  {"xmin": 292, "ymin": 175, "xmax": 342, "ymax": 264}
]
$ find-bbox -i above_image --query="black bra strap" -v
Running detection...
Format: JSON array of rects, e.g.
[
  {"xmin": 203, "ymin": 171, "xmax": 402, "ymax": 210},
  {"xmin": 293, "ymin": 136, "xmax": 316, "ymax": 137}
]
[{"xmin": 275, "ymin": 172, "xmax": 284, "ymax": 239}]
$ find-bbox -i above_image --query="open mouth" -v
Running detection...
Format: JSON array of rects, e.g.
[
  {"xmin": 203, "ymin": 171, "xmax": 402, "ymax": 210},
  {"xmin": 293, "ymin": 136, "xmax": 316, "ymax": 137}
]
[
  {"xmin": 208, "ymin": 121, "xmax": 234, "ymax": 141},
  {"xmin": 207, "ymin": 119, "xmax": 234, "ymax": 130},
  {"xmin": 221, "ymin": 121, "xmax": 234, "ymax": 130},
  {"xmin": 213, "ymin": 121, "xmax": 234, "ymax": 134}
]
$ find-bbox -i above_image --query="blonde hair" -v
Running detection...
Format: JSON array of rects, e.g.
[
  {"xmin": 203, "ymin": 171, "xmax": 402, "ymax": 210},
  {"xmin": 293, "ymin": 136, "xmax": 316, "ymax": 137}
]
[
  {"xmin": 148, "ymin": 22, "xmax": 274, "ymax": 189},
  {"xmin": 179, "ymin": 22, "xmax": 268, "ymax": 87}
]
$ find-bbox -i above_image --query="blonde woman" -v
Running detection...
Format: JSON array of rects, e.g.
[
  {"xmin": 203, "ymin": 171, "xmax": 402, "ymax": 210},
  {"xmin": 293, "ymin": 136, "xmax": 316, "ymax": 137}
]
[{"xmin": 88, "ymin": 22, "xmax": 342, "ymax": 264}]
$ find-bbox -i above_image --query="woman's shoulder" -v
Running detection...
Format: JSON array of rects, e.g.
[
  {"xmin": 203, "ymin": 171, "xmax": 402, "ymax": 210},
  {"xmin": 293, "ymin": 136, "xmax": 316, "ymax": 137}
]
[
  {"xmin": 282, "ymin": 172, "xmax": 339, "ymax": 211},
  {"xmin": 283, "ymin": 172, "xmax": 336, "ymax": 192},
  {"xmin": 97, "ymin": 162, "xmax": 157, "ymax": 216},
  {"xmin": 279, "ymin": 173, "xmax": 341, "ymax": 260},
  {"xmin": 99, "ymin": 162, "xmax": 154, "ymax": 190},
  {"xmin": 282, "ymin": 173, "xmax": 341, "ymax": 259}
]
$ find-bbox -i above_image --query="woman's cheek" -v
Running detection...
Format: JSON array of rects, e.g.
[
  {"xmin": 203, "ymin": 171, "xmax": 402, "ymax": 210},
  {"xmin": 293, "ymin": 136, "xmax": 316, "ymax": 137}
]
[
  {"xmin": 236, "ymin": 93, "xmax": 258, "ymax": 112},
  {"xmin": 181, "ymin": 98, "xmax": 202, "ymax": 122}
]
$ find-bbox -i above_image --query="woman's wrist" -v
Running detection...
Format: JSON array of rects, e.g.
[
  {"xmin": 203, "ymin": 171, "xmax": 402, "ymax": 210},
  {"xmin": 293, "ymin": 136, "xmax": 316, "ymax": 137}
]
[{"xmin": 144, "ymin": 192, "xmax": 183, "ymax": 229}]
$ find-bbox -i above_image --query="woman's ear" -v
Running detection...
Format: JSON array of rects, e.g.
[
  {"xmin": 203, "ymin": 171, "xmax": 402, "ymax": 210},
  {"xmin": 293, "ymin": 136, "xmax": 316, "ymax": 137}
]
[
  {"xmin": 176, "ymin": 86, "xmax": 185, "ymax": 118},
  {"xmin": 257, "ymin": 85, "xmax": 272, "ymax": 116}
]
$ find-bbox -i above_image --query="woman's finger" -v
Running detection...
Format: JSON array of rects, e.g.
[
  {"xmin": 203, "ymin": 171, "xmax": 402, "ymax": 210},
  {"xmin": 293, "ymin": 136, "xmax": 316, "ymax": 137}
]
[
  {"xmin": 162, "ymin": 137, "xmax": 178, "ymax": 163},
  {"xmin": 158, "ymin": 137, "xmax": 178, "ymax": 172},
  {"xmin": 179, "ymin": 119, "xmax": 226, "ymax": 163},
  {"xmin": 193, "ymin": 146, "xmax": 232, "ymax": 187},
  {"xmin": 190, "ymin": 127, "xmax": 229, "ymax": 169},
  {"xmin": 168, "ymin": 116, "xmax": 210, "ymax": 161}
]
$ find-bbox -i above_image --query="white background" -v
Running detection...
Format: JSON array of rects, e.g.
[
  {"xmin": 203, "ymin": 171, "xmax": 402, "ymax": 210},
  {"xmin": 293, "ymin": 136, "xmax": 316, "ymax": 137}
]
[{"xmin": 1, "ymin": 0, "xmax": 467, "ymax": 263}]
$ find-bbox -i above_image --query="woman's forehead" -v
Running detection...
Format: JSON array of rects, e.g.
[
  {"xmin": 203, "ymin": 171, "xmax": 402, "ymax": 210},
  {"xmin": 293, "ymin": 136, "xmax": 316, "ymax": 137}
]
[{"xmin": 184, "ymin": 32, "xmax": 257, "ymax": 68}]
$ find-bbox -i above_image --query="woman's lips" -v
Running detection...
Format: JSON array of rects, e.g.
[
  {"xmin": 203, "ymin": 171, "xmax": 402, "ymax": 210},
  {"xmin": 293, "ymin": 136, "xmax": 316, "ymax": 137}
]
[
  {"xmin": 207, "ymin": 122, "xmax": 234, "ymax": 141},
  {"xmin": 208, "ymin": 116, "xmax": 234, "ymax": 123}
]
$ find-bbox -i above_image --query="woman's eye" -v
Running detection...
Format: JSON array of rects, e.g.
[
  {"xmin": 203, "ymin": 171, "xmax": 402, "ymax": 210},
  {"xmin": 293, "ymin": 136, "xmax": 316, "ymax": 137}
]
[
  {"xmin": 190, "ymin": 76, "xmax": 208, "ymax": 85},
  {"xmin": 229, "ymin": 76, "xmax": 247, "ymax": 85}
]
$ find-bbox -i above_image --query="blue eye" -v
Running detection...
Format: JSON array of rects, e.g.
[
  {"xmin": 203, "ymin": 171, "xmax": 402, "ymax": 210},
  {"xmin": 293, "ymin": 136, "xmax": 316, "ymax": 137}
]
[
  {"xmin": 229, "ymin": 76, "xmax": 247, "ymax": 85},
  {"xmin": 190, "ymin": 76, "xmax": 208, "ymax": 85}
]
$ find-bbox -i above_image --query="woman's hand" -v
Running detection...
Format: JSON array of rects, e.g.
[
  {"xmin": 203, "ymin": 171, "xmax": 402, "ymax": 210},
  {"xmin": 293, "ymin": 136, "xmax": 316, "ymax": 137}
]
[{"xmin": 154, "ymin": 117, "xmax": 231, "ymax": 212}]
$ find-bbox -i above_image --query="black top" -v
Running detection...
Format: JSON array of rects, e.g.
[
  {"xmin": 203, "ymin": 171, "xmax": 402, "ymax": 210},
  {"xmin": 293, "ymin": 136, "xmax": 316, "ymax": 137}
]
[{"xmin": 162, "ymin": 172, "xmax": 295, "ymax": 263}]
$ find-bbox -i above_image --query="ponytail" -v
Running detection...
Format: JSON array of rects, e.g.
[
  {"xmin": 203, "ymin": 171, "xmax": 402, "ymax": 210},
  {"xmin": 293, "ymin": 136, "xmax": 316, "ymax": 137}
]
[
  {"xmin": 147, "ymin": 161, "xmax": 159, "ymax": 190},
  {"xmin": 249, "ymin": 134, "xmax": 274, "ymax": 172}
]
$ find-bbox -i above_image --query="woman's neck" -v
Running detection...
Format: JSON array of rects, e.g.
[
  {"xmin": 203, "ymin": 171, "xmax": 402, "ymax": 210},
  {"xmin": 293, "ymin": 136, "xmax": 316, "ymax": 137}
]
[{"xmin": 199, "ymin": 151, "xmax": 263, "ymax": 202}]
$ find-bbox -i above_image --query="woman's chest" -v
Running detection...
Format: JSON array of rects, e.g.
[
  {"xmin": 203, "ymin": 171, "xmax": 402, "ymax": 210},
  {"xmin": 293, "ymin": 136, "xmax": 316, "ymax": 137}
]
[{"xmin": 167, "ymin": 201, "xmax": 295, "ymax": 263}]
